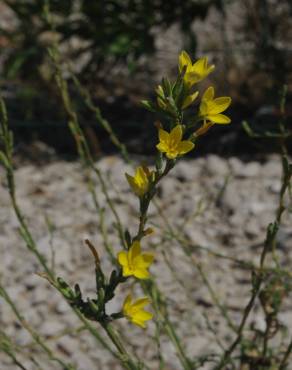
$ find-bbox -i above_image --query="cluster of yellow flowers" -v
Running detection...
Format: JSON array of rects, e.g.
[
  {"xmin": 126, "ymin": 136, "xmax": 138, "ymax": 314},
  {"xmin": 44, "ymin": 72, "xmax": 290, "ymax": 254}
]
[
  {"xmin": 146, "ymin": 51, "xmax": 232, "ymax": 160},
  {"xmin": 118, "ymin": 241, "xmax": 154, "ymax": 328},
  {"xmin": 120, "ymin": 51, "xmax": 232, "ymax": 328},
  {"xmin": 118, "ymin": 241, "xmax": 154, "ymax": 327},
  {"xmin": 129, "ymin": 50, "xmax": 232, "ymax": 191}
]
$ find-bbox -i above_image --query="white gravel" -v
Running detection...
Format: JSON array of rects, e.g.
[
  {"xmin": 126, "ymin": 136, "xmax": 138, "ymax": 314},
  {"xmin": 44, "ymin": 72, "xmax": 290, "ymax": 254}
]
[{"xmin": 0, "ymin": 153, "xmax": 291, "ymax": 370}]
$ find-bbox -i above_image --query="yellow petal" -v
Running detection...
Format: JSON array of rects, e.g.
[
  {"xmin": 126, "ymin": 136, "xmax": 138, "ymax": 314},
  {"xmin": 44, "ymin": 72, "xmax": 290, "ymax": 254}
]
[
  {"xmin": 183, "ymin": 72, "xmax": 198, "ymax": 87},
  {"xmin": 191, "ymin": 57, "xmax": 207, "ymax": 75},
  {"xmin": 131, "ymin": 317, "xmax": 148, "ymax": 328},
  {"xmin": 178, "ymin": 50, "xmax": 192, "ymax": 72},
  {"xmin": 185, "ymin": 71, "xmax": 200, "ymax": 84},
  {"xmin": 202, "ymin": 86, "xmax": 214, "ymax": 102},
  {"xmin": 156, "ymin": 142, "xmax": 167, "ymax": 153},
  {"xmin": 142, "ymin": 253, "xmax": 154, "ymax": 265},
  {"xmin": 135, "ymin": 310, "xmax": 153, "ymax": 321},
  {"xmin": 199, "ymin": 100, "xmax": 209, "ymax": 116},
  {"xmin": 182, "ymin": 91, "xmax": 199, "ymax": 109},
  {"xmin": 131, "ymin": 319, "xmax": 146, "ymax": 328},
  {"xmin": 123, "ymin": 265, "xmax": 134, "ymax": 277},
  {"xmin": 170, "ymin": 125, "xmax": 183, "ymax": 143},
  {"xmin": 208, "ymin": 97, "xmax": 231, "ymax": 114},
  {"xmin": 132, "ymin": 311, "xmax": 153, "ymax": 327},
  {"xmin": 158, "ymin": 128, "xmax": 169, "ymax": 144},
  {"xmin": 125, "ymin": 173, "xmax": 140, "ymax": 195},
  {"xmin": 129, "ymin": 241, "xmax": 141, "ymax": 262},
  {"xmin": 165, "ymin": 150, "xmax": 179, "ymax": 160},
  {"xmin": 136, "ymin": 167, "xmax": 148, "ymax": 186},
  {"xmin": 133, "ymin": 268, "xmax": 149, "ymax": 279},
  {"xmin": 131, "ymin": 297, "xmax": 151, "ymax": 310},
  {"xmin": 191, "ymin": 57, "xmax": 215, "ymax": 81},
  {"xmin": 117, "ymin": 251, "xmax": 128, "ymax": 267},
  {"xmin": 125, "ymin": 173, "xmax": 134, "ymax": 186},
  {"xmin": 208, "ymin": 114, "xmax": 231, "ymax": 124},
  {"xmin": 123, "ymin": 294, "xmax": 132, "ymax": 312},
  {"xmin": 133, "ymin": 255, "xmax": 146, "ymax": 267},
  {"xmin": 134, "ymin": 254, "xmax": 153, "ymax": 269},
  {"xmin": 177, "ymin": 141, "xmax": 195, "ymax": 155}
]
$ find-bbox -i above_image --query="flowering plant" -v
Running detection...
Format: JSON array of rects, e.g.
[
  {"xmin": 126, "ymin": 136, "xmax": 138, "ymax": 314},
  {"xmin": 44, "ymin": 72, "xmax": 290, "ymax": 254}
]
[{"xmin": 3, "ymin": 46, "xmax": 291, "ymax": 370}]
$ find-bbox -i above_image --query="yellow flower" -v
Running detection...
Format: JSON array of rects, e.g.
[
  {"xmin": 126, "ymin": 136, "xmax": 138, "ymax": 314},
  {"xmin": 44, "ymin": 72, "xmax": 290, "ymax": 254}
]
[
  {"xmin": 118, "ymin": 241, "xmax": 154, "ymax": 279},
  {"xmin": 199, "ymin": 86, "xmax": 232, "ymax": 124},
  {"xmin": 179, "ymin": 51, "xmax": 215, "ymax": 86},
  {"xmin": 123, "ymin": 294, "xmax": 153, "ymax": 328},
  {"xmin": 156, "ymin": 125, "xmax": 194, "ymax": 159},
  {"xmin": 125, "ymin": 166, "xmax": 151, "ymax": 197}
]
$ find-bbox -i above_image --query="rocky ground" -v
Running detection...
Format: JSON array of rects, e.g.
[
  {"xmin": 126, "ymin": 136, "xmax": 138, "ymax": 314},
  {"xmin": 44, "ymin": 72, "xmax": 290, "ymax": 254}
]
[{"xmin": 0, "ymin": 151, "xmax": 292, "ymax": 370}]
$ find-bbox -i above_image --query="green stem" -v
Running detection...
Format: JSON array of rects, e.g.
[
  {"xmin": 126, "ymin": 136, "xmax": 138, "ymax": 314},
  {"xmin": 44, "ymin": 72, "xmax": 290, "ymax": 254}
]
[
  {"xmin": 136, "ymin": 160, "xmax": 174, "ymax": 241},
  {"xmin": 164, "ymin": 319, "xmax": 193, "ymax": 370},
  {"xmin": 0, "ymin": 284, "xmax": 75, "ymax": 370},
  {"xmin": 149, "ymin": 281, "xmax": 192, "ymax": 370},
  {"xmin": 2, "ymin": 350, "xmax": 29, "ymax": 370},
  {"xmin": 9, "ymin": 185, "xmax": 54, "ymax": 280},
  {"xmin": 279, "ymin": 338, "xmax": 292, "ymax": 370},
  {"xmin": 102, "ymin": 323, "xmax": 140, "ymax": 370},
  {"xmin": 153, "ymin": 200, "xmax": 237, "ymax": 333},
  {"xmin": 214, "ymin": 287, "xmax": 259, "ymax": 370},
  {"xmin": 69, "ymin": 71, "xmax": 131, "ymax": 163},
  {"xmin": 262, "ymin": 314, "xmax": 273, "ymax": 359},
  {"xmin": 0, "ymin": 97, "xmax": 121, "ymax": 362},
  {"xmin": 196, "ymin": 261, "xmax": 237, "ymax": 333},
  {"xmin": 50, "ymin": 48, "xmax": 126, "ymax": 247}
]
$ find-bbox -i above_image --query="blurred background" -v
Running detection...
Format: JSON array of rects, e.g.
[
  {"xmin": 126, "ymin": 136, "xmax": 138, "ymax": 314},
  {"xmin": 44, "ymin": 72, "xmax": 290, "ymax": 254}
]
[{"xmin": 0, "ymin": 0, "xmax": 291, "ymax": 158}]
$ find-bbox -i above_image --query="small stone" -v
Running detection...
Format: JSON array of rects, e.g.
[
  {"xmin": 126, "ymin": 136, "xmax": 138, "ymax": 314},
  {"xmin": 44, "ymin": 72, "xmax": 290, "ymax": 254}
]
[
  {"xmin": 184, "ymin": 227, "xmax": 210, "ymax": 246},
  {"xmin": 268, "ymin": 180, "xmax": 281, "ymax": 194},
  {"xmin": 206, "ymin": 154, "xmax": 229, "ymax": 177},
  {"xmin": 55, "ymin": 299, "xmax": 70, "ymax": 314},
  {"xmin": 171, "ymin": 160, "xmax": 199, "ymax": 182},
  {"xmin": 159, "ymin": 177, "xmax": 179, "ymax": 198},
  {"xmin": 243, "ymin": 162, "xmax": 261, "ymax": 177},
  {"xmin": 229, "ymin": 158, "xmax": 261, "ymax": 178},
  {"xmin": 278, "ymin": 311, "xmax": 292, "ymax": 331},
  {"xmin": 248, "ymin": 201, "xmax": 270, "ymax": 215},
  {"xmin": 41, "ymin": 321, "xmax": 65, "ymax": 337},
  {"xmin": 252, "ymin": 314, "xmax": 266, "ymax": 332},
  {"xmin": 24, "ymin": 275, "xmax": 38, "ymax": 291},
  {"xmin": 228, "ymin": 157, "xmax": 244, "ymax": 176},
  {"xmin": 220, "ymin": 182, "xmax": 243, "ymax": 213},
  {"xmin": 245, "ymin": 219, "xmax": 261, "ymax": 238},
  {"xmin": 262, "ymin": 156, "xmax": 281, "ymax": 178}
]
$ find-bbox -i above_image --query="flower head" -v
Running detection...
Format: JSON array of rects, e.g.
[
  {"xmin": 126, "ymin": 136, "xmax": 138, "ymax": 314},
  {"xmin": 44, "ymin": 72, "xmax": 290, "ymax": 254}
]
[
  {"xmin": 179, "ymin": 51, "xmax": 215, "ymax": 87},
  {"xmin": 156, "ymin": 125, "xmax": 194, "ymax": 159},
  {"xmin": 118, "ymin": 241, "xmax": 154, "ymax": 279},
  {"xmin": 125, "ymin": 166, "xmax": 151, "ymax": 197},
  {"xmin": 123, "ymin": 294, "xmax": 153, "ymax": 328},
  {"xmin": 199, "ymin": 86, "xmax": 232, "ymax": 124}
]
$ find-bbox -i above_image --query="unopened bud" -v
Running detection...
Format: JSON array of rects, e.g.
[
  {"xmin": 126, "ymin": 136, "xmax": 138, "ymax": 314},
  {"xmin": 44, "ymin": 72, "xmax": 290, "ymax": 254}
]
[
  {"xmin": 194, "ymin": 122, "xmax": 214, "ymax": 137},
  {"xmin": 144, "ymin": 227, "xmax": 155, "ymax": 236}
]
